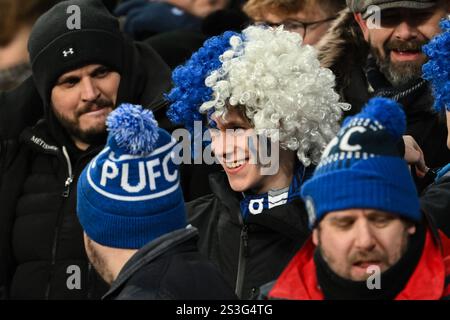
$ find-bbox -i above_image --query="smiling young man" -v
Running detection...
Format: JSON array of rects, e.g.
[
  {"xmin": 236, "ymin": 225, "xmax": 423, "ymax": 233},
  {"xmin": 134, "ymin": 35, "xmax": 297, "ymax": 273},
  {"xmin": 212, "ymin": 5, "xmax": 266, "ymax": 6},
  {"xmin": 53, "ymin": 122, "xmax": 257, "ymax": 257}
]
[
  {"xmin": 167, "ymin": 25, "xmax": 349, "ymax": 299},
  {"xmin": 243, "ymin": 0, "xmax": 346, "ymax": 45},
  {"xmin": 317, "ymin": 0, "xmax": 450, "ymax": 171},
  {"xmin": 265, "ymin": 98, "xmax": 450, "ymax": 300},
  {"xmin": 0, "ymin": 0, "xmax": 171, "ymax": 299}
]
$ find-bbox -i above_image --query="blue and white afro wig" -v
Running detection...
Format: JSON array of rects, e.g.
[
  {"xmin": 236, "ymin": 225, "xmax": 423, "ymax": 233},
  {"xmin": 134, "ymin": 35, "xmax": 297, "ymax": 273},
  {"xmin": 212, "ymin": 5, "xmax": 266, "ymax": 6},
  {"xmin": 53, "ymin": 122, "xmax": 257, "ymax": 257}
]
[
  {"xmin": 423, "ymin": 16, "xmax": 450, "ymax": 112},
  {"xmin": 167, "ymin": 25, "xmax": 350, "ymax": 166}
]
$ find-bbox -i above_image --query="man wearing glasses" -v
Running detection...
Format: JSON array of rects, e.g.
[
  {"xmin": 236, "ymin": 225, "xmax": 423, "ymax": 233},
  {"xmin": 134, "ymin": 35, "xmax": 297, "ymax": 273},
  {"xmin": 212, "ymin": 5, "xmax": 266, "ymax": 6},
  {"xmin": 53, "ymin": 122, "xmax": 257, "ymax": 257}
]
[{"xmin": 243, "ymin": 0, "xmax": 346, "ymax": 45}]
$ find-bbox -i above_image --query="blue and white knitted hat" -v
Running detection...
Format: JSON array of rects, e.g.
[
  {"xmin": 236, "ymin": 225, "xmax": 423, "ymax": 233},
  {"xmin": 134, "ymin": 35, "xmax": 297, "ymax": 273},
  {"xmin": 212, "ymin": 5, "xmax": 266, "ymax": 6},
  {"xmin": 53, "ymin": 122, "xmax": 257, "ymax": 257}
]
[
  {"xmin": 77, "ymin": 103, "xmax": 186, "ymax": 249},
  {"xmin": 301, "ymin": 97, "xmax": 421, "ymax": 227}
]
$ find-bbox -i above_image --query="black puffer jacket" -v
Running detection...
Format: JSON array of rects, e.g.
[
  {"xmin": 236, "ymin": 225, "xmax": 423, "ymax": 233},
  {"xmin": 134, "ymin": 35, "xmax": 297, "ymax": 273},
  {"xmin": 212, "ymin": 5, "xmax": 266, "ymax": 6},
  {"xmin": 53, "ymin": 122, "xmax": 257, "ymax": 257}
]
[
  {"xmin": 186, "ymin": 171, "xmax": 311, "ymax": 300},
  {"xmin": 103, "ymin": 227, "xmax": 237, "ymax": 300},
  {"xmin": 0, "ymin": 121, "xmax": 108, "ymax": 299},
  {"xmin": 0, "ymin": 39, "xmax": 172, "ymax": 299}
]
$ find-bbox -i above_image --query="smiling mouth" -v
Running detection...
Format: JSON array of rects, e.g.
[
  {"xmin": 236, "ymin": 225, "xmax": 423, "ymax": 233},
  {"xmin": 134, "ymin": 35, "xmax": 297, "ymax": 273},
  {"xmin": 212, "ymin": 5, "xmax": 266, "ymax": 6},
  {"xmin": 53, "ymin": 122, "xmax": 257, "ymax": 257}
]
[
  {"xmin": 390, "ymin": 48, "xmax": 423, "ymax": 59},
  {"xmin": 224, "ymin": 159, "xmax": 248, "ymax": 169},
  {"xmin": 392, "ymin": 49, "xmax": 420, "ymax": 53}
]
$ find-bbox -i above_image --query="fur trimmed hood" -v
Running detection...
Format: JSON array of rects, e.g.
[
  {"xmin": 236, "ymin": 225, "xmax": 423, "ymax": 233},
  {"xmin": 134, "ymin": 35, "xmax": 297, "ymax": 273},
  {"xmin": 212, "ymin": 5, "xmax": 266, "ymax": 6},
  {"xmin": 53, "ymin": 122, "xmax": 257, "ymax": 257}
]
[
  {"xmin": 317, "ymin": 9, "xmax": 370, "ymax": 94},
  {"xmin": 317, "ymin": 8, "xmax": 368, "ymax": 69}
]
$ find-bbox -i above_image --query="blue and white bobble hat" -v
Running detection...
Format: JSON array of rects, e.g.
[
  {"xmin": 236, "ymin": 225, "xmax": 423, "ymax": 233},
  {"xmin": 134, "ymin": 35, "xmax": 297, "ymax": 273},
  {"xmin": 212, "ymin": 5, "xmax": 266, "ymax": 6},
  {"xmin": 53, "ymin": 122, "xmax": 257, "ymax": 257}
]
[
  {"xmin": 301, "ymin": 97, "xmax": 421, "ymax": 228},
  {"xmin": 77, "ymin": 103, "xmax": 186, "ymax": 249}
]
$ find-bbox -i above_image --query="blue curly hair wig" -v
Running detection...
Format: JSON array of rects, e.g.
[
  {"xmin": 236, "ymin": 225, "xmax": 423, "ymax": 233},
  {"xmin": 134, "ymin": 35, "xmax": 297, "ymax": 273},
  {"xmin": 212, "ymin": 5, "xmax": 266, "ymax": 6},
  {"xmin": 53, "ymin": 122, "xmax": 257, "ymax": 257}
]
[
  {"xmin": 166, "ymin": 26, "xmax": 349, "ymax": 166},
  {"xmin": 166, "ymin": 31, "xmax": 241, "ymax": 133},
  {"xmin": 423, "ymin": 17, "xmax": 450, "ymax": 112}
]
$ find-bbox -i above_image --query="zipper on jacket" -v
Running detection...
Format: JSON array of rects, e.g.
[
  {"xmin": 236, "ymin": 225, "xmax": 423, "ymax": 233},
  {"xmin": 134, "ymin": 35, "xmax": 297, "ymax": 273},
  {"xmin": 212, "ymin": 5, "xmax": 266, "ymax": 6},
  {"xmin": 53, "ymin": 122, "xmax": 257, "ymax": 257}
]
[
  {"xmin": 235, "ymin": 224, "xmax": 249, "ymax": 299},
  {"xmin": 61, "ymin": 146, "xmax": 73, "ymax": 197},
  {"xmin": 45, "ymin": 146, "xmax": 73, "ymax": 298}
]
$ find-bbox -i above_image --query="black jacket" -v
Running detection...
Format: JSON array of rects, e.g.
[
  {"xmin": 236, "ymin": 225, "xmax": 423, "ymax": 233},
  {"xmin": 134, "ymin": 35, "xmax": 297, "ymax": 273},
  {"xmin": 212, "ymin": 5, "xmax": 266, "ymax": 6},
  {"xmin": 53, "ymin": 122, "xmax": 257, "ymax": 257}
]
[
  {"xmin": 186, "ymin": 171, "xmax": 311, "ymax": 300},
  {"xmin": 0, "ymin": 40, "xmax": 172, "ymax": 299},
  {"xmin": 0, "ymin": 120, "xmax": 109, "ymax": 299},
  {"xmin": 421, "ymin": 172, "xmax": 450, "ymax": 237},
  {"xmin": 317, "ymin": 9, "xmax": 450, "ymax": 170},
  {"xmin": 103, "ymin": 227, "xmax": 237, "ymax": 300}
]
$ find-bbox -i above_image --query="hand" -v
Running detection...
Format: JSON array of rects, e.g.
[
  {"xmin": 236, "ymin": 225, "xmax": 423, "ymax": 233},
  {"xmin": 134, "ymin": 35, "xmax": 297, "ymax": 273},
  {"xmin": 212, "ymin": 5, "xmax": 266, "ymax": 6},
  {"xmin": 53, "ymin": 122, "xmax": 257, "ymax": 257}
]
[{"xmin": 403, "ymin": 135, "xmax": 429, "ymax": 178}]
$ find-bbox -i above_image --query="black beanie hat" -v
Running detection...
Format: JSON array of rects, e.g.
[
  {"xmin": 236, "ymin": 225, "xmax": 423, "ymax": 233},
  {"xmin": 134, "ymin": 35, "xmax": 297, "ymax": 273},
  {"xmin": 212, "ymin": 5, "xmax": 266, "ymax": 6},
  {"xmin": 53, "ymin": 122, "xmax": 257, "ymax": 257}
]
[{"xmin": 28, "ymin": 0, "xmax": 124, "ymax": 103}]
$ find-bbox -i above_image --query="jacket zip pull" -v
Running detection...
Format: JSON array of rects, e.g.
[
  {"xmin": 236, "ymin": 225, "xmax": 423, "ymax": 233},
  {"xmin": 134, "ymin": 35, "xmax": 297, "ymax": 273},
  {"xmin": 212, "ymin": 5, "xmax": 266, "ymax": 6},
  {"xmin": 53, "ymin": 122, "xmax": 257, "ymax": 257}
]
[
  {"xmin": 61, "ymin": 146, "xmax": 73, "ymax": 197},
  {"xmin": 235, "ymin": 224, "xmax": 249, "ymax": 298},
  {"xmin": 242, "ymin": 225, "xmax": 249, "ymax": 258},
  {"xmin": 62, "ymin": 176, "xmax": 73, "ymax": 197}
]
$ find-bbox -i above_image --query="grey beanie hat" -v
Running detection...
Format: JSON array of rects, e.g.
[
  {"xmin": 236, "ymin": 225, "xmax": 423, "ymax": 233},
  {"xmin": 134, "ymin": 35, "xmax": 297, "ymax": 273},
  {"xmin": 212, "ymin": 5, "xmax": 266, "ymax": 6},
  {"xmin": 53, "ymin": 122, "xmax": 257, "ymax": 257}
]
[{"xmin": 346, "ymin": 0, "xmax": 438, "ymax": 18}]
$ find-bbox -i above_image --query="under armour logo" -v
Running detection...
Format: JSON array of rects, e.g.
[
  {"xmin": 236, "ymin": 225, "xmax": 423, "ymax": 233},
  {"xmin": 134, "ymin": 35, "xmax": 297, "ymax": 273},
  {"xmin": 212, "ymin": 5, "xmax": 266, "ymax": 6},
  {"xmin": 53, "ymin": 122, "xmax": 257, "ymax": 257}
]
[{"xmin": 63, "ymin": 48, "xmax": 74, "ymax": 57}]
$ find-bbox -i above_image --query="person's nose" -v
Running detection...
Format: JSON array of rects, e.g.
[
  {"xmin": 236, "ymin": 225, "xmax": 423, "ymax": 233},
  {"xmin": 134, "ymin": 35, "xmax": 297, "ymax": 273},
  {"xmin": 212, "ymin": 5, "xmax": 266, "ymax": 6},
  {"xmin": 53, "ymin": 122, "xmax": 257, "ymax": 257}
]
[
  {"xmin": 353, "ymin": 220, "xmax": 377, "ymax": 252},
  {"xmin": 211, "ymin": 130, "xmax": 238, "ymax": 162},
  {"xmin": 393, "ymin": 20, "xmax": 419, "ymax": 41},
  {"xmin": 80, "ymin": 77, "xmax": 100, "ymax": 102}
]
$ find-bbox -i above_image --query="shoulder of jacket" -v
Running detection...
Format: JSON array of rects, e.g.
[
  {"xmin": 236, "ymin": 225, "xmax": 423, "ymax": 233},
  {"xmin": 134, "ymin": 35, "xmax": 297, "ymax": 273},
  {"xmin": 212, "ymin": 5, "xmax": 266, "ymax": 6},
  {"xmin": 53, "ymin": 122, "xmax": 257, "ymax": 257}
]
[
  {"xmin": 186, "ymin": 193, "xmax": 220, "ymax": 217},
  {"xmin": 113, "ymin": 284, "xmax": 160, "ymax": 300}
]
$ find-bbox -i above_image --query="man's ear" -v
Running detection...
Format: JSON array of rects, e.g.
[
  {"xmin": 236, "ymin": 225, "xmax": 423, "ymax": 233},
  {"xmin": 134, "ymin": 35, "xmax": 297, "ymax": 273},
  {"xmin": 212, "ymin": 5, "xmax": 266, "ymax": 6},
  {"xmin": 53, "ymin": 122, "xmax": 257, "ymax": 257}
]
[
  {"xmin": 354, "ymin": 13, "xmax": 370, "ymax": 42},
  {"xmin": 83, "ymin": 232, "xmax": 90, "ymax": 252},
  {"xmin": 407, "ymin": 224, "xmax": 416, "ymax": 236},
  {"xmin": 312, "ymin": 228, "xmax": 319, "ymax": 246}
]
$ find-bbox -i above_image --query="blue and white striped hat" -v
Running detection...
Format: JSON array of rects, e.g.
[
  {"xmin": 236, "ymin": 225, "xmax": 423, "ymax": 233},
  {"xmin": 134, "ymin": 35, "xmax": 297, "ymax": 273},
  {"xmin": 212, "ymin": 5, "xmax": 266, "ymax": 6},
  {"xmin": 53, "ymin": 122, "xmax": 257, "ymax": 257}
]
[{"xmin": 301, "ymin": 97, "xmax": 421, "ymax": 228}]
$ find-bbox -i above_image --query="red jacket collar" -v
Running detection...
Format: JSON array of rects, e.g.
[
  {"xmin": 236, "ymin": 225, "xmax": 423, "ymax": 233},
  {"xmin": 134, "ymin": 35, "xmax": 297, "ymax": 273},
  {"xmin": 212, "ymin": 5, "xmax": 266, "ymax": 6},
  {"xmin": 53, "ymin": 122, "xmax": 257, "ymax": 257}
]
[{"xmin": 269, "ymin": 228, "xmax": 450, "ymax": 300}]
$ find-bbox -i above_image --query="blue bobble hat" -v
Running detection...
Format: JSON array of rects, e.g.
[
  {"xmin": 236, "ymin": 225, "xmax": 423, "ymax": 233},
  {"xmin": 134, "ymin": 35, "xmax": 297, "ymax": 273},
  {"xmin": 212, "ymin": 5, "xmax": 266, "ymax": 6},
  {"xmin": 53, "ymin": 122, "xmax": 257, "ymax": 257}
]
[
  {"xmin": 301, "ymin": 97, "xmax": 421, "ymax": 227},
  {"xmin": 77, "ymin": 103, "xmax": 187, "ymax": 249}
]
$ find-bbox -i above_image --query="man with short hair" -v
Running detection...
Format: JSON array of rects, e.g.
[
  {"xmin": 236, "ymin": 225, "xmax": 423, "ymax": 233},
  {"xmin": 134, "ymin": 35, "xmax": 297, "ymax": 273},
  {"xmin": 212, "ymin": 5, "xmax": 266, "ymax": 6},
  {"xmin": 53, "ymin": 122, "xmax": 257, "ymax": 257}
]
[
  {"xmin": 243, "ymin": 0, "xmax": 346, "ymax": 45},
  {"xmin": 76, "ymin": 104, "xmax": 236, "ymax": 300},
  {"xmin": 0, "ymin": 0, "xmax": 171, "ymax": 299},
  {"xmin": 318, "ymin": 0, "xmax": 450, "ymax": 169},
  {"xmin": 264, "ymin": 98, "xmax": 450, "ymax": 300}
]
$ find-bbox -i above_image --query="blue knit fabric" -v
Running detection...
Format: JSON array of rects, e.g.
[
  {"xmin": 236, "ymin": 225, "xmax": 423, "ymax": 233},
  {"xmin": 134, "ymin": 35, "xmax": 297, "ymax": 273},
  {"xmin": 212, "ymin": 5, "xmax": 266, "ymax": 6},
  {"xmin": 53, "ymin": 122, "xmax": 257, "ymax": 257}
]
[
  {"xmin": 165, "ymin": 31, "xmax": 241, "ymax": 134},
  {"xmin": 422, "ymin": 18, "xmax": 450, "ymax": 112},
  {"xmin": 301, "ymin": 98, "xmax": 421, "ymax": 227},
  {"xmin": 77, "ymin": 104, "xmax": 187, "ymax": 249},
  {"xmin": 436, "ymin": 163, "xmax": 450, "ymax": 181}
]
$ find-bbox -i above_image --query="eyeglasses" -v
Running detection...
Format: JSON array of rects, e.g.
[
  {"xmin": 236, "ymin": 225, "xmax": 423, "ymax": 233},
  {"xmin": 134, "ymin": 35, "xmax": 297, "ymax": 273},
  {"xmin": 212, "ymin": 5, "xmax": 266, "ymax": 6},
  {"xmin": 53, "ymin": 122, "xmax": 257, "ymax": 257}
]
[{"xmin": 255, "ymin": 16, "xmax": 337, "ymax": 38}]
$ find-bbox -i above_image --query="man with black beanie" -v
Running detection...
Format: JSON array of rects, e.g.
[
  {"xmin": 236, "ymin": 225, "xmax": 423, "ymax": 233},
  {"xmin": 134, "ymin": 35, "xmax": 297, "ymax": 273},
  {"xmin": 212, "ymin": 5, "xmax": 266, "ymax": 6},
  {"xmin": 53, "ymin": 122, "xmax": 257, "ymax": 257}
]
[{"xmin": 0, "ymin": 0, "xmax": 171, "ymax": 299}]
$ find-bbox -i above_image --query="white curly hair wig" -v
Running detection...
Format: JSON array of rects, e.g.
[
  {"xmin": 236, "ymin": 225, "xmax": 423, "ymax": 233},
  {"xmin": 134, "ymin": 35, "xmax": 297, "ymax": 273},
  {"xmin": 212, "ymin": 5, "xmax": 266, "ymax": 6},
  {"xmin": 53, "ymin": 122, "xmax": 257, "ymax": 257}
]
[{"xmin": 200, "ymin": 25, "xmax": 350, "ymax": 166}]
